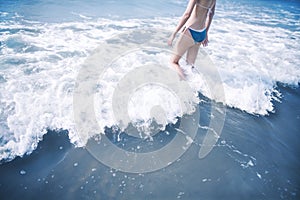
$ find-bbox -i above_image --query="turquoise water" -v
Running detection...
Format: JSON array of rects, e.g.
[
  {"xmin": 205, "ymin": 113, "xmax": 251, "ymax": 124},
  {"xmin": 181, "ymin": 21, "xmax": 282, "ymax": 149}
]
[{"xmin": 0, "ymin": 0, "xmax": 299, "ymax": 199}]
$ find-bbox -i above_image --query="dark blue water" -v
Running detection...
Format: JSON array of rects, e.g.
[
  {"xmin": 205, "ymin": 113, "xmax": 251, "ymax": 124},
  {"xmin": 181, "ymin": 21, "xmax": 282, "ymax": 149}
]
[{"xmin": 0, "ymin": 0, "xmax": 299, "ymax": 199}]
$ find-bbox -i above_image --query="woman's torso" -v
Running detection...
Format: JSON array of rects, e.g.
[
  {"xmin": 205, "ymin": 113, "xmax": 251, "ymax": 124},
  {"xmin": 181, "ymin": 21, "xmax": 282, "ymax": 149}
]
[{"xmin": 185, "ymin": 0, "xmax": 215, "ymax": 30}]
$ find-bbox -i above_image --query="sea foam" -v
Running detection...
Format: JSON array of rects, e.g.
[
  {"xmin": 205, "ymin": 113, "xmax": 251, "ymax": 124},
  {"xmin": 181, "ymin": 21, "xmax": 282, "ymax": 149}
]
[{"xmin": 0, "ymin": 12, "xmax": 299, "ymax": 162}]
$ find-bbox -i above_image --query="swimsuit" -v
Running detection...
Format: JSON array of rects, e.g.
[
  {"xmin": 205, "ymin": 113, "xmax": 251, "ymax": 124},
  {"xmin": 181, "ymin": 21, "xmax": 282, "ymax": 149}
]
[
  {"xmin": 187, "ymin": 2, "xmax": 214, "ymax": 43},
  {"xmin": 188, "ymin": 27, "xmax": 207, "ymax": 43},
  {"xmin": 196, "ymin": 2, "xmax": 213, "ymax": 15}
]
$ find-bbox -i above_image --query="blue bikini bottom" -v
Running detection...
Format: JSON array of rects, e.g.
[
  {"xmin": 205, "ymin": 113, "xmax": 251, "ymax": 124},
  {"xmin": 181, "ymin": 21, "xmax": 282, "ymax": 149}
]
[{"xmin": 188, "ymin": 27, "xmax": 207, "ymax": 43}]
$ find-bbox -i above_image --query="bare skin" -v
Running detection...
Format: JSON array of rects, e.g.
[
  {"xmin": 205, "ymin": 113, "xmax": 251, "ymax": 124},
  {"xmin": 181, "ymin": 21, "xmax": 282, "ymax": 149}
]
[{"xmin": 168, "ymin": 0, "xmax": 216, "ymax": 80}]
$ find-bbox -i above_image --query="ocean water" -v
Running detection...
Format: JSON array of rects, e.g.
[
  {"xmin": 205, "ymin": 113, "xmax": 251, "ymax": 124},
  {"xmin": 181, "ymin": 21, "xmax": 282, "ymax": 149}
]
[{"xmin": 0, "ymin": 0, "xmax": 299, "ymax": 199}]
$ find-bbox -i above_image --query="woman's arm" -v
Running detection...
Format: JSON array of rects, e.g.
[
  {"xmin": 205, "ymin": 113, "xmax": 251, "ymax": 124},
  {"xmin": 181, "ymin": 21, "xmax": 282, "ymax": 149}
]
[
  {"xmin": 205, "ymin": 1, "xmax": 216, "ymax": 33},
  {"xmin": 167, "ymin": 0, "xmax": 196, "ymax": 46},
  {"xmin": 202, "ymin": 1, "xmax": 216, "ymax": 47}
]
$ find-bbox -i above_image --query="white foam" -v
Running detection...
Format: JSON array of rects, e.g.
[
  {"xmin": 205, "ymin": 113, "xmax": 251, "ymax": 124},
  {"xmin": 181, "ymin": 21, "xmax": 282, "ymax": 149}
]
[
  {"xmin": 0, "ymin": 10, "xmax": 299, "ymax": 162},
  {"xmin": 208, "ymin": 16, "xmax": 300, "ymax": 114},
  {"xmin": 91, "ymin": 50, "xmax": 200, "ymax": 140},
  {"xmin": 0, "ymin": 19, "xmax": 127, "ymax": 161}
]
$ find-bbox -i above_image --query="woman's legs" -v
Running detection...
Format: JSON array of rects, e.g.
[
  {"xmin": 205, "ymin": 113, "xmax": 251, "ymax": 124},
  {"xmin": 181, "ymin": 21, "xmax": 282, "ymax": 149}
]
[{"xmin": 170, "ymin": 29, "xmax": 194, "ymax": 79}]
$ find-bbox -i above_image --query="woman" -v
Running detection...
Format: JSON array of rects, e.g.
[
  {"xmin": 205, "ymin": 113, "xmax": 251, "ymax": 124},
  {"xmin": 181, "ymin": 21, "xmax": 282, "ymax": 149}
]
[{"xmin": 168, "ymin": 0, "xmax": 216, "ymax": 79}]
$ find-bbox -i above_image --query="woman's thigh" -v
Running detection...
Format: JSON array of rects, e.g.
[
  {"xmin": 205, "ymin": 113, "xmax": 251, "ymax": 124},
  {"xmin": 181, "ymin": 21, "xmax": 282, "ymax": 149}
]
[
  {"xmin": 171, "ymin": 29, "xmax": 194, "ymax": 62},
  {"xmin": 186, "ymin": 43, "xmax": 201, "ymax": 65}
]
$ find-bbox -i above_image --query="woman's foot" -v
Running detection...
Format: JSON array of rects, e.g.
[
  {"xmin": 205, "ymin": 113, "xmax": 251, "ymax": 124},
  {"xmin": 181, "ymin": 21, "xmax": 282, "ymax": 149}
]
[{"xmin": 174, "ymin": 65, "xmax": 186, "ymax": 80}]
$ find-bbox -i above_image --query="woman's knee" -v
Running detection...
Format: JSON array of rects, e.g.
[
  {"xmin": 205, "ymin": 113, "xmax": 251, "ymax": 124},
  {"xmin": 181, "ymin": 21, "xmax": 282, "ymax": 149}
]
[{"xmin": 170, "ymin": 56, "xmax": 180, "ymax": 64}]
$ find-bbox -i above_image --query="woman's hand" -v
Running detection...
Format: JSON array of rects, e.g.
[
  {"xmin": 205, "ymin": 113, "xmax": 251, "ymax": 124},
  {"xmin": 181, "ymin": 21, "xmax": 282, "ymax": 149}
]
[
  {"xmin": 202, "ymin": 34, "xmax": 209, "ymax": 47},
  {"xmin": 167, "ymin": 33, "xmax": 176, "ymax": 46}
]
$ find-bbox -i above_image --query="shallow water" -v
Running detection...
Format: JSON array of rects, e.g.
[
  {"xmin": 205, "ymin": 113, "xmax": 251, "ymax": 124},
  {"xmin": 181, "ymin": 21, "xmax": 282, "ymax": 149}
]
[
  {"xmin": 0, "ymin": 0, "xmax": 299, "ymax": 199},
  {"xmin": 0, "ymin": 85, "xmax": 299, "ymax": 199}
]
